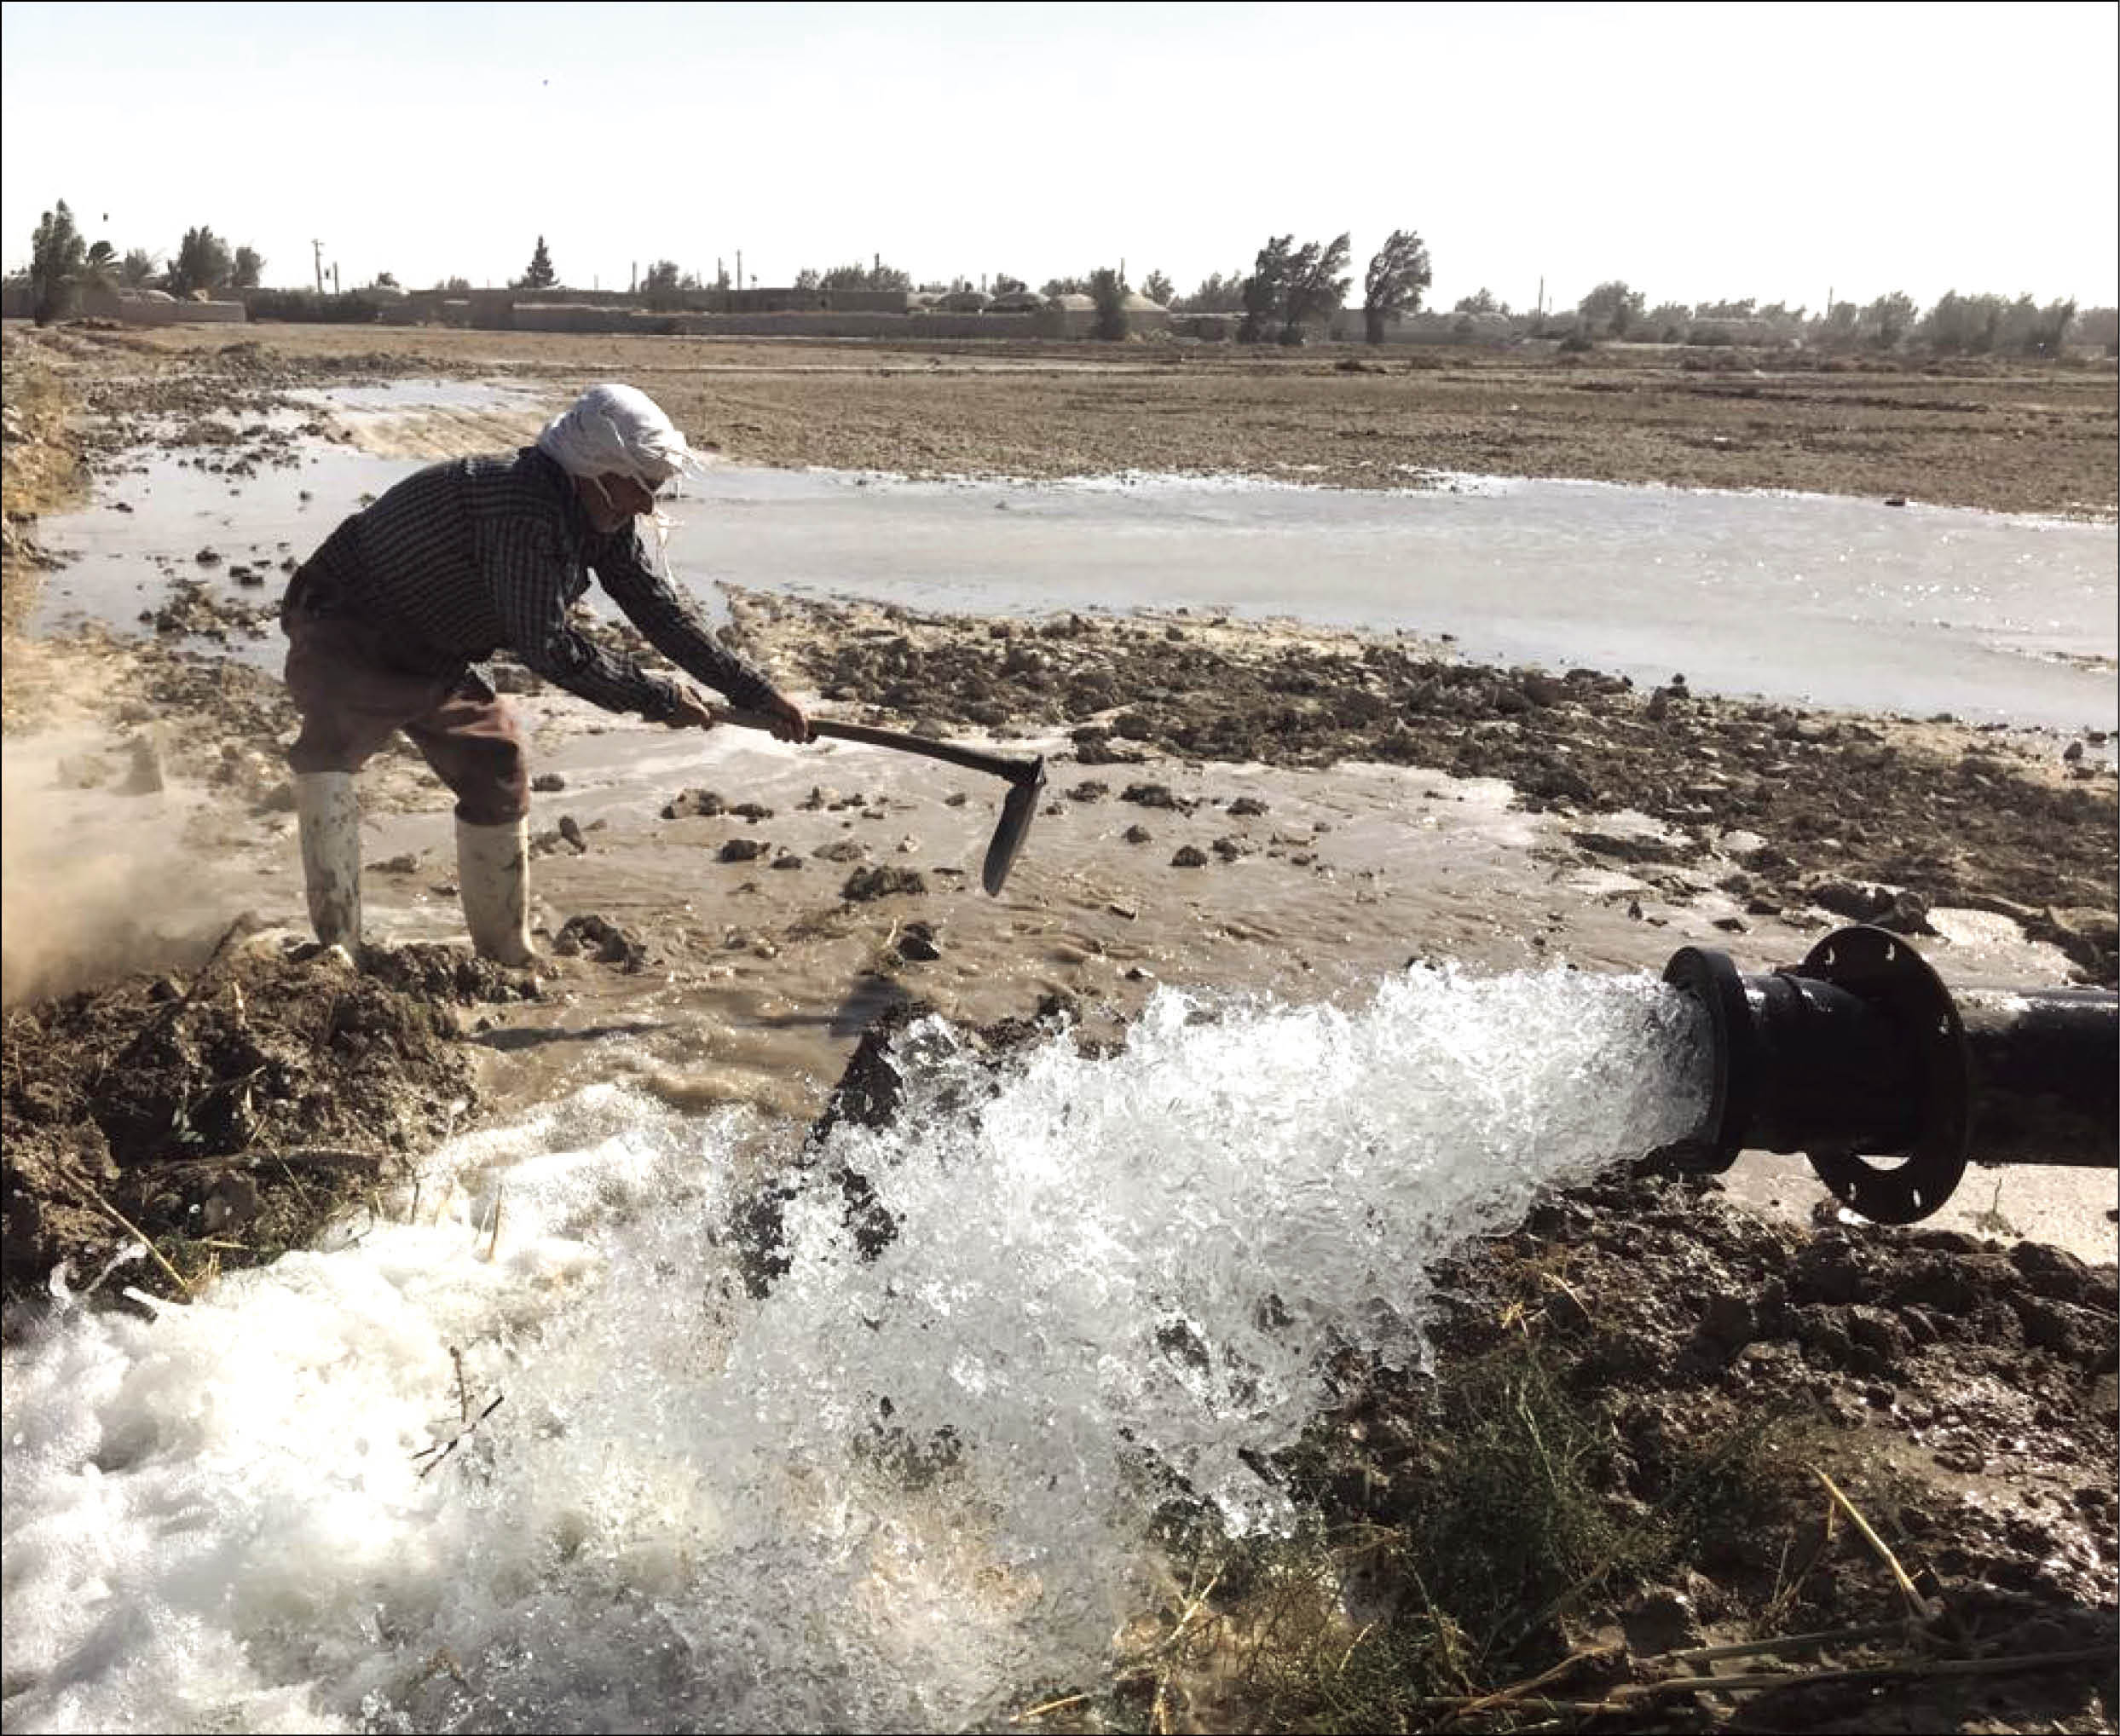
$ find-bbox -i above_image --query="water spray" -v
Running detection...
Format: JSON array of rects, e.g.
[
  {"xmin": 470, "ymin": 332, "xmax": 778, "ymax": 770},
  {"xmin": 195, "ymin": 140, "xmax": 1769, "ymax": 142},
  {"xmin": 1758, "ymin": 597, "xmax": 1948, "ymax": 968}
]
[{"xmin": 1654, "ymin": 923, "xmax": 2117, "ymax": 1224}]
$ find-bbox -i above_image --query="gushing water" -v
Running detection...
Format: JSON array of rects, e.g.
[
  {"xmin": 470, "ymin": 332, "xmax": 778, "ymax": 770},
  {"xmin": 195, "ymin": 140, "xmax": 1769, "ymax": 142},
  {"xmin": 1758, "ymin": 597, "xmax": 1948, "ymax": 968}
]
[{"xmin": 3, "ymin": 967, "xmax": 1709, "ymax": 1733}]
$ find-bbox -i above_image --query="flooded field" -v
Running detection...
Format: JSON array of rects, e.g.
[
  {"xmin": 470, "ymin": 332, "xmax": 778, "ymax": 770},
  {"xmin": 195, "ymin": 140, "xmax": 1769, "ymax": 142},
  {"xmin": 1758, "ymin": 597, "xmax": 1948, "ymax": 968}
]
[
  {"xmin": 31, "ymin": 378, "xmax": 2119, "ymax": 734},
  {"xmin": 3, "ymin": 331, "xmax": 2113, "ymax": 1736}
]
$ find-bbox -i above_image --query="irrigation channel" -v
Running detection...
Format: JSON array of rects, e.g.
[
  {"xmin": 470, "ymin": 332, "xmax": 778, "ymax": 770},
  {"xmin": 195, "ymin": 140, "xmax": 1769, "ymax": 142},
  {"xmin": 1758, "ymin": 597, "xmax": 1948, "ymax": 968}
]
[{"xmin": 3, "ymin": 970, "xmax": 1710, "ymax": 1731}]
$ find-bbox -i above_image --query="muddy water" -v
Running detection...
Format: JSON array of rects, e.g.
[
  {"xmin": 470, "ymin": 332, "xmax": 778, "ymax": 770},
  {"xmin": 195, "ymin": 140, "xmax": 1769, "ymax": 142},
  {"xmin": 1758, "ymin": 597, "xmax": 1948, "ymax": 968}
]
[
  {"xmin": 15, "ymin": 381, "xmax": 2112, "ymax": 1263},
  {"xmin": 0, "ymin": 968, "xmax": 1711, "ymax": 1733},
  {"xmin": 674, "ymin": 467, "xmax": 2117, "ymax": 735},
  {"xmin": 28, "ymin": 383, "xmax": 2118, "ymax": 733}
]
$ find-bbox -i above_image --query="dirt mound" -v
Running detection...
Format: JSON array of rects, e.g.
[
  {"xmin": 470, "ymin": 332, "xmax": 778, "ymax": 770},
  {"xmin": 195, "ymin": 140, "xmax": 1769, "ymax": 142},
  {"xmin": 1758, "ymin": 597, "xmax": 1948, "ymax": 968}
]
[
  {"xmin": 1233, "ymin": 1170, "xmax": 2117, "ymax": 1731},
  {"xmin": 1, "ymin": 938, "xmax": 520, "ymax": 1311}
]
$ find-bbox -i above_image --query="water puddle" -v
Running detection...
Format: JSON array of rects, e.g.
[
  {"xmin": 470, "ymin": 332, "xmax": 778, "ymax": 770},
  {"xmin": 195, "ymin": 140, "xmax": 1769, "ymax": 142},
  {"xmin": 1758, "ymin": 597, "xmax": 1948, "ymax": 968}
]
[
  {"xmin": 677, "ymin": 466, "xmax": 2117, "ymax": 735},
  {"xmin": 27, "ymin": 384, "xmax": 2117, "ymax": 734},
  {"xmin": 1, "ymin": 968, "xmax": 1709, "ymax": 1733}
]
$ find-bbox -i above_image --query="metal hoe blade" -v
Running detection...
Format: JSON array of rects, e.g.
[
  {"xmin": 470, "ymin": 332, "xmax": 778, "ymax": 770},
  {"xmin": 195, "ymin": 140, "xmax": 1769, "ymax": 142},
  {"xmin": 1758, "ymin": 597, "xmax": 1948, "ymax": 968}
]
[
  {"xmin": 713, "ymin": 706, "xmax": 1048, "ymax": 893},
  {"xmin": 982, "ymin": 757, "xmax": 1048, "ymax": 896}
]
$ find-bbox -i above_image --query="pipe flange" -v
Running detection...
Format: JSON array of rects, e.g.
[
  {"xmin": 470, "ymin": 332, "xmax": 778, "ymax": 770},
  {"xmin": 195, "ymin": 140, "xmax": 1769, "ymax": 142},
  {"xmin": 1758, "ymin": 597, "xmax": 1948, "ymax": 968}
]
[
  {"xmin": 1799, "ymin": 925, "xmax": 1969, "ymax": 1225},
  {"xmin": 1656, "ymin": 943, "xmax": 1753, "ymax": 1175}
]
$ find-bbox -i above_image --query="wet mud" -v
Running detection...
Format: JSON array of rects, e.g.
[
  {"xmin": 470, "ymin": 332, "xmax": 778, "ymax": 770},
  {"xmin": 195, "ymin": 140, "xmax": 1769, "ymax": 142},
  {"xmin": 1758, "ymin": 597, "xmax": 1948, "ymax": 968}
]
[{"xmin": 3, "ymin": 934, "xmax": 526, "ymax": 1310}]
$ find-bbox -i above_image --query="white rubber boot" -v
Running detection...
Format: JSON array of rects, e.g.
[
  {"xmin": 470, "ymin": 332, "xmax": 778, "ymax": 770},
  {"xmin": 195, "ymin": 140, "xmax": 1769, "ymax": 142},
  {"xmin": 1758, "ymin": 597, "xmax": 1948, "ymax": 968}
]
[
  {"xmin": 456, "ymin": 816, "xmax": 536, "ymax": 966},
  {"xmin": 295, "ymin": 771, "xmax": 362, "ymax": 955}
]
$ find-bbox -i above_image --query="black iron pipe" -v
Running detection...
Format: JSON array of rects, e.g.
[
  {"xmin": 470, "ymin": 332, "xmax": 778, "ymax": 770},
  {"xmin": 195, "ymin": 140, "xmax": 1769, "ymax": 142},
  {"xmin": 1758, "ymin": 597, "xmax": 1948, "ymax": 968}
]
[
  {"xmin": 1956, "ymin": 987, "xmax": 2119, "ymax": 1168},
  {"xmin": 1654, "ymin": 925, "xmax": 2117, "ymax": 1225}
]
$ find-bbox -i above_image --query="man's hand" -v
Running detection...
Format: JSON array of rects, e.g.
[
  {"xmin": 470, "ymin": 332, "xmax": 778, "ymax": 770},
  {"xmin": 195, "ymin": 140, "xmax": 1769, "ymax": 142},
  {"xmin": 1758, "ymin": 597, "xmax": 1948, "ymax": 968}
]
[
  {"xmin": 661, "ymin": 684, "xmax": 809, "ymax": 743},
  {"xmin": 663, "ymin": 685, "xmax": 719, "ymax": 730},
  {"xmin": 759, "ymin": 692, "xmax": 811, "ymax": 744}
]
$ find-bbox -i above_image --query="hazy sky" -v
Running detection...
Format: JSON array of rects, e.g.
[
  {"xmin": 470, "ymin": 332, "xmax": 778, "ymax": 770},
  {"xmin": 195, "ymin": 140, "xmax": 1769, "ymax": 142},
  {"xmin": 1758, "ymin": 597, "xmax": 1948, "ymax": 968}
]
[{"xmin": 4, "ymin": 1, "xmax": 2115, "ymax": 313}]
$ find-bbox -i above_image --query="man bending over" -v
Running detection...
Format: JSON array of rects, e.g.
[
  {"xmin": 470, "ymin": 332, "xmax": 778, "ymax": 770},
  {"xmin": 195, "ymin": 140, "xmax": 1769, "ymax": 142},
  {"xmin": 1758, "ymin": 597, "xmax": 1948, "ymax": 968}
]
[{"xmin": 280, "ymin": 382, "xmax": 807, "ymax": 965}]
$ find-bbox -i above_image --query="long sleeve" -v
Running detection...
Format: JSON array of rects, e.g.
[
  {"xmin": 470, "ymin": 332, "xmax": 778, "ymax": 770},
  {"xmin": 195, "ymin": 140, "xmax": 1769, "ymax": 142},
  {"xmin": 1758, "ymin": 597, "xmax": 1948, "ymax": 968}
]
[
  {"xmin": 588, "ymin": 527, "xmax": 782, "ymax": 713},
  {"xmin": 477, "ymin": 512, "xmax": 683, "ymax": 719}
]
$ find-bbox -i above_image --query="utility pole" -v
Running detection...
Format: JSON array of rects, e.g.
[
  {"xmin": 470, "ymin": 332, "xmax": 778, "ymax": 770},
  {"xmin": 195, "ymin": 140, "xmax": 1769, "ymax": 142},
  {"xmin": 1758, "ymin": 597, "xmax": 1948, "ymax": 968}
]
[
  {"xmin": 332, "ymin": 262, "xmax": 340, "ymax": 295},
  {"xmin": 737, "ymin": 250, "xmax": 743, "ymax": 292},
  {"xmin": 1537, "ymin": 275, "xmax": 1544, "ymax": 317},
  {"xmin": 312, "ymin": 239, "xmax": 326, "ymax": 295}
]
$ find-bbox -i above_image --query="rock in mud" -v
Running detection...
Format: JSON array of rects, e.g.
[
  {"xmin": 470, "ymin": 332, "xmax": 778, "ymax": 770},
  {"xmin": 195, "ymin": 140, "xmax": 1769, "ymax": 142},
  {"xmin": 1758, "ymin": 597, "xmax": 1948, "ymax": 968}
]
[
  {"xmin": 663, "ymin": 787, "xmax": 726, "ymax": 819},
  {"xmin": 895, "ymin": 922, "xmax": 942, "ymax": 963},
  {"xmin": 718, "ymin": 838, "xmax": 769, "ymax": 863},
  {"xmin": 843, "ymin": 865, "xmax": 927, "ymax": 902},
  {"xmin": 552, "ymin": 914, "xmax": 649, "ymax": 971}
]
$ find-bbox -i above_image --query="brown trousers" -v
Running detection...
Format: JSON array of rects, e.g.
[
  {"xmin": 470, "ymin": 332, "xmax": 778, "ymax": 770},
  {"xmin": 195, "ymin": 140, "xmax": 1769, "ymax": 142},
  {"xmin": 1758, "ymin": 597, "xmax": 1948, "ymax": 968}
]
[{"xmin": 282, "ymin": 608, "xmax": 529, "ymax": 825}]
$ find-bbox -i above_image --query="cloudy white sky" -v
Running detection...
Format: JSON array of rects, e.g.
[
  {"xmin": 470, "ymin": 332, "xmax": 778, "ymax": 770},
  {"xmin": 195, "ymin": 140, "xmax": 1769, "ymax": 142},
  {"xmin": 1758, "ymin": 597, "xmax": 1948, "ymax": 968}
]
[{"xmin": 3, "ymin": 0, "xmax": 2115, "ymax": 314}]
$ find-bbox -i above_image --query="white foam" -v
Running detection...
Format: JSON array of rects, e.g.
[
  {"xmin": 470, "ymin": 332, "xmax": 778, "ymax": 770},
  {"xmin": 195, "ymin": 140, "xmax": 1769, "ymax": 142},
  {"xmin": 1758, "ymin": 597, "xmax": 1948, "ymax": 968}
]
[{"xmin": 3, "ymin": 968, "xmax": 1708, "ymax": 1732}]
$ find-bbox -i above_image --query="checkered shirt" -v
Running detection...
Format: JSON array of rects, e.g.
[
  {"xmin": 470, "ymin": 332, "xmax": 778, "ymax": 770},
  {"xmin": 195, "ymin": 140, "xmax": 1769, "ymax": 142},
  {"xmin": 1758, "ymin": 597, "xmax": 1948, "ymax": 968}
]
[{"xmin": 299, "ymin": 446, "xmax": 778, "ymax": 720}]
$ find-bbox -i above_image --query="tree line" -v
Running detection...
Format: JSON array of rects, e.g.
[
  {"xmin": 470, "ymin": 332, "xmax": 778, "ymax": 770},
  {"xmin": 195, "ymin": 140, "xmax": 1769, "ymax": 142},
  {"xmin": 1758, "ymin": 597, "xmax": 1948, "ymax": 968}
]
[
  {"xmin": 16, "ymin": 199, "xmax": 2113, "ymax": 356},
  {"xmin": 20, "ymin": 200, "xmax": 263, "ymax": 322}
]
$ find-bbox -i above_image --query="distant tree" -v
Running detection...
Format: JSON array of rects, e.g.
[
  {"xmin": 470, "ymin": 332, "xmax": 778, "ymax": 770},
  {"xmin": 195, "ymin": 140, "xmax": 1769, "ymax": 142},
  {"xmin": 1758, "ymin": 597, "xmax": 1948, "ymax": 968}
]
[
  {"xmin": 641, "ymin": 258, "xmax": 688, "ymax": 307},
  {"xmin": 808, "ymin": 259, "xmax": 911, "ymax": 291},
  {"xmin": 1140, "ymin": 268, "xmax": 1174, "ymax": 307},
  {"xmin": 436, "ymin": 275, "xmax": 472, "ymax": 293},
  {"xmin": 1918, "ymin": 290, "xmax": 2001, "ymax": 355},
  {"xmin": 27, "ymin": 199, "xmax": 87, "ymax": 323},
  {"xmin": 373, "ymin": 269, "xmax": 400, "ymax": 289},
  {"xmin": 1238, "ymin": 235, "xmax": 1295, "ymax": 343},
  {"xmin": 169, "ymin": 225, "xmax": 234, "ymax": 297},
  {"xmin": 2019, "ymin": 296, "xmax": 2075, "ymax": 356},
  {"xmin": 1361, "ymin": 228, "xmax": 1431, "ymax": 343},
  {"xmin": 1042, "ymin": 275, "xmax": 1090, "ymax": 297},
  {"xmin": 1819, "ymin": 299, "xmax": 1862, "ymax": 345},
  {"xmin": 991, "ymin": 274, "xmax": 1026, "ymax": 296},
  {"xmin": 231, "ymin": 245, "xmax": 264, "ymax": 290},
  {"xmin": 1577, "ymin": 279, "xmax": 1644, "ymax": 337},
  {"xmin": 1089, "ymin": 266, "xmax": 1129, "ymax": 341},
  {"xmin": 513, "ymin": 235, "xmax": 557, "ymax": 291},
  {"xmin": 1645, "ymin": 301, "xmax": 1693, "ymax": 342},
  {"xmin": 118, "ymin": 247, "xmax": 160, "ymax": 288},
  {"xmin": 1453, "ymin": 287, "xmax": 1499, "ymax": 314},
  {"xmin": 1175, "ymin": 270, "xmax": 1245, "ymax": 314},
  {"xmin": 2072, "ymin": 305, "xmax": 2117, "ymax": 355},
  {"xmin": 1280, "ymin": 232, "xmax": 1352, "ymax": 343},
  {"xmin": 1697, "ymin": 297, "xmax": 1754, "ymax": 320},
  {"xmin": 1863, "ymin": 290, "xmax": 1915, "ymax": 349}
]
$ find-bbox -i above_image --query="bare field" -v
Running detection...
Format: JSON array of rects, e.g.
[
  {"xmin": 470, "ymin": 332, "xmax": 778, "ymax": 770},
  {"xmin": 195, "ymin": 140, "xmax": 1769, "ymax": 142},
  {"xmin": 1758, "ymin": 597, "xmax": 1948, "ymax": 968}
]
[{"xmin": 62, "ymin": 320, "xmax": 2120, "ymax": 516}]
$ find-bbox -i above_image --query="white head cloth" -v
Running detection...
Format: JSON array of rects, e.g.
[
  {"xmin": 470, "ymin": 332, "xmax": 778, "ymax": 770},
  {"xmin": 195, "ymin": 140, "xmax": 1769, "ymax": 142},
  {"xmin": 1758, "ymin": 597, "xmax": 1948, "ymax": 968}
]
[
  {"xmin": 536, "ymin": 383, "xmax": 696, "ymax": 490},
  {"xmin": 536, "ymin": 383, "xmax": 707, "ymax": 561}
]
